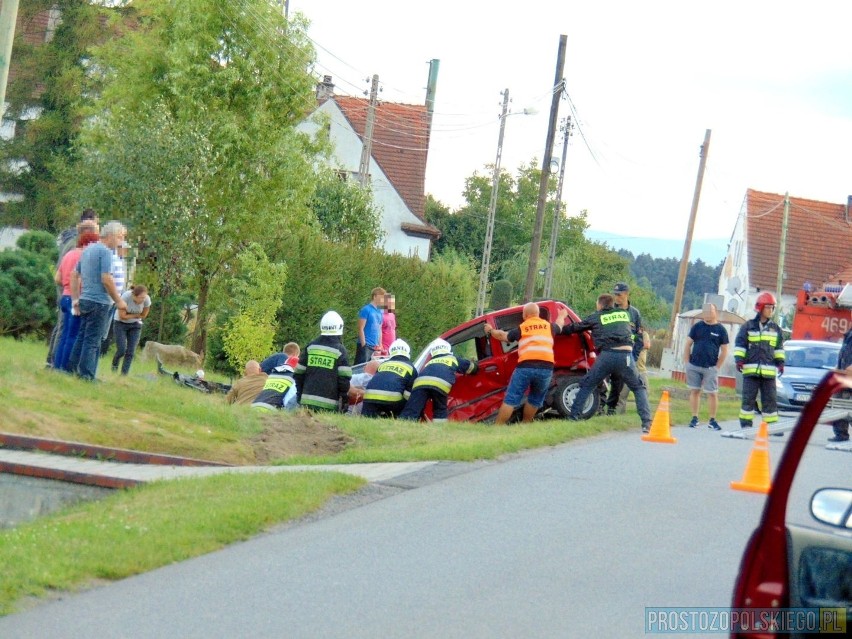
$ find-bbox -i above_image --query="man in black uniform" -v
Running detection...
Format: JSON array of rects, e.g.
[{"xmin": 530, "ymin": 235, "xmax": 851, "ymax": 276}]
[
  {"xmin": 829, "ymin": 327, "xmax": 852, "ymax": 442},
  {"xmin": 295, "ymin": 310, "xmax": 352, "ymax": 412},
  {"xmin": 562, "ymin": 293, "xmax": 652, "ymax": 432},
  {"xmin": 605, "ymin": 282, "xmax": 644, "ymax": 415},
  {"xmin": 362, "ymin": 339, "xmax": 417, "ymax": 418}
]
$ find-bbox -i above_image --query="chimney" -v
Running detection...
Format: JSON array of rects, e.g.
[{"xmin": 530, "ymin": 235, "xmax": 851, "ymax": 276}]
[{"xmin": 316, "ymin": 75, "xmax": 335, "ymax": 102}]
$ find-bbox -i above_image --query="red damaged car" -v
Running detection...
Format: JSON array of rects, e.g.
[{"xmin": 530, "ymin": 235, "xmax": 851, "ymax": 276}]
[{"xmin": 411, "ymin": 299, "xmax": 601, "ymax": 422}]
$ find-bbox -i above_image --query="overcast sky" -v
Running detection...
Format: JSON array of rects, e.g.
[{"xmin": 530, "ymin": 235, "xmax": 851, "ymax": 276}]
[{"xmin": 291, "ymin": 0, "xmax": 852, "ymax": 245}]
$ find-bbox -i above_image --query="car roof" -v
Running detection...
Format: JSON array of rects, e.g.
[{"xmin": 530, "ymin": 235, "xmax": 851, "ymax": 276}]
[{"xmin": 784, "ymin": 339, "xmax": 840, "ymax": 348}]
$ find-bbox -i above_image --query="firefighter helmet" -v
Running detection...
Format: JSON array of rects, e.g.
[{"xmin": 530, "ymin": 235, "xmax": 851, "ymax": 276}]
[
  {"xmin": 320, "ymin": 310, "xmax": 344, "ymax": 335},
  {"xmin": 430, "ymin": 339, "xmax": 452, "ymax": 357},
  {"xmin": 388, "ymin": 339, "xmax": 410, "ymax": 359},
  {"xmin": 754, "ymin": 292, "xmax": 777, "ymax": 313}
]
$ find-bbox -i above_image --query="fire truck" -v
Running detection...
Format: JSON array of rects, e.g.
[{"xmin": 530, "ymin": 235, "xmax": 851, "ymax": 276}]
[{"xmin": 790, "ymin": 284, "xmax": 852, "ymax": 342}]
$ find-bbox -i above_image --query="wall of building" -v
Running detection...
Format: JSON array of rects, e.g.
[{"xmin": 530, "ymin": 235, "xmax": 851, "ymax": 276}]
[{"xmin": 297, "ymin": 101, "xmax": 431, "ymax": 260}]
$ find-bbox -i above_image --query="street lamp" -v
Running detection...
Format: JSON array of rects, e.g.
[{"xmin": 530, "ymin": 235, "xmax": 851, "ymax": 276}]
[{"xmin": 475, "ymin": 91, "xmax": 537, "ymax": 317}]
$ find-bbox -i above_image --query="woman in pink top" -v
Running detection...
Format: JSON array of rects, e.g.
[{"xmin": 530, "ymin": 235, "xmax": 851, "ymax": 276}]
[
  {"xmin": 54, "ymin": 231, "xmax": 99, "ymax": 371},
  {"xmin": 380, "ymin": 293, "xmax": 396, "ymax": 356}
]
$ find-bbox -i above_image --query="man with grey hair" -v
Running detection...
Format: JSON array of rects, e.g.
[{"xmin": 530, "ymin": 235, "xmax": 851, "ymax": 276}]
[{"xmin": 67, "ymin": 221, "xmax": 128, "ymax": 380}]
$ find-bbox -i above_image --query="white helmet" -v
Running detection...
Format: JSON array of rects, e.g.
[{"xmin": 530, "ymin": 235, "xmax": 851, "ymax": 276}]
[
  {"xmin": 320, "ymin": 310, "xmax": 344, "ymax": 336},
  {"xmin": 430, "ymin": 339, "xmax": 452, "ymax": 357},
  {"xmin": 388, "ymin": 338, "xmax": 410, "ymax": 359}
]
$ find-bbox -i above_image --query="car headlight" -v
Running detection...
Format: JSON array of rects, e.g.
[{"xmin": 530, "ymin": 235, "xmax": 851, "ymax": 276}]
[{"xmin": 776, "ymin": 378, "xmax": 784, "ymax": 390}]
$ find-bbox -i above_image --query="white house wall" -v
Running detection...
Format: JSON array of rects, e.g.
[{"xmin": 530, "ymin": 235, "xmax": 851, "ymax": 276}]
[
  {"xmin": 297, "ymin": 101, "xmax": 431, "ymax": 260},
  {"xmin": 716, "ymin": 194, "xmax": 795, "ymax": 327}
]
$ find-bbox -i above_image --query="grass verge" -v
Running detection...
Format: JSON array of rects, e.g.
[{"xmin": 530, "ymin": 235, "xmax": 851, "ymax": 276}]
[{"xmin": 0, "ymin": 471, "xmax": 364, "ymax": 616}]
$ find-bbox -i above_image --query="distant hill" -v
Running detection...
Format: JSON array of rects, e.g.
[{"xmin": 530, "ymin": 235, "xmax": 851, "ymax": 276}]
[{"xmin": 586, "ymin": 230, "xmax": 728, "ymax": 266}]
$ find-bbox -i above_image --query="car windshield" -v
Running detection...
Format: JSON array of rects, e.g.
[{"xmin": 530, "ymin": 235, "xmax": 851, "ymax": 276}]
[{"xmin": 785, "ymin": 344, "xmax": 840, "ymax": 370}]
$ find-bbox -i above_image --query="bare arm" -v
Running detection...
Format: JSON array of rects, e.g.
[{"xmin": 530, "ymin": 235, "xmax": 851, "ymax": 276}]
[
  {"xmin": 101, "ymin": 273, "xmax": 128, "ymax": 310},
  {"xmin": 717, "ymin": 343, "xmax": 729, "ymax": 368},
  {"xmin": 357, "ymin": 318, "xmax": 367, "ymax": 346},
  {"xmin": 683, "ymin": 337, "xmax": 693, "ymax": 364}
]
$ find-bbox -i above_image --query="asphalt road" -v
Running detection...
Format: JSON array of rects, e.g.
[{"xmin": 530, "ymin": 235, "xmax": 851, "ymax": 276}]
[{"xmin": 0, "ymin": 421, "xmax": 846, "ymax": 639}]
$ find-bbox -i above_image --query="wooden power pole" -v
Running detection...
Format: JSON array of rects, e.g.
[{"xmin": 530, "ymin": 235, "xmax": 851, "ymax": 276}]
[
  {"xmin": 523, "ymin": 34, "xmax": 567, "ymax": 303},
  {"xmin": 666, "ymin": 128, "xmax": 711, "ymax": 348},
  {"xmin": 358, "ymin": 74, "xmax": 379, "ymax": 186}
]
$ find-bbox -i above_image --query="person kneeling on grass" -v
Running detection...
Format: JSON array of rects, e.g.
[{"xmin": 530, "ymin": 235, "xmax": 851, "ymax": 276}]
[
  {"xmin": 399, "ymin": 339, "xmax": 477, "ymax": 422},
  {"xmin": 362, "ymin": 339, "xmax": 417, "ymax": 418},
  {"xmin": 252, "ymin": 363, "xmax": 296, "ymax": 411}
]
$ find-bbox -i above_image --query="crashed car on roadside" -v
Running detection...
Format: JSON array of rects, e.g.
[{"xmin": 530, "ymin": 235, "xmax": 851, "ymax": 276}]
[{"xmin": 411, "ymin": 299, "xmax": 601, "ymax": 422}]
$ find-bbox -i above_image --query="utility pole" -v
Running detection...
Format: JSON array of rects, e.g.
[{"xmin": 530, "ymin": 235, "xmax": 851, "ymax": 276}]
[
  {"xmin": 358, "ymin": 74, "xmax": 379, "ymax": 187},
  {"xmin": 543, "ymin": 116, "xmax": 572, "ymax": 299},
  {"xmin": 475, "ymin": 89, "xmax": 510, "ymax": 317},
  {"xmin": 666, "ymin": 128, "xmax": 711, "ymax": 348},
  {"xmin": 774, "ymin": 192, "xmax": 790, "ymax": 322},
  {"xmin": 523, "ymin": 34, "xmax": 567, "ymax": 303},
  {"xmin": 0, "ymin": 0, "xmax": 20, "ymax": 119}
]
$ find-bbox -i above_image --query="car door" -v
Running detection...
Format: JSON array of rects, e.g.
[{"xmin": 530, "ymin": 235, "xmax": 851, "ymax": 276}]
[
  {"xmin": 731, "ymin": 371, "xmax": 852, "ymax": 638},
  {"xmin": 443, "ymin": 309, "xmax": 524, "ymax": 422}
]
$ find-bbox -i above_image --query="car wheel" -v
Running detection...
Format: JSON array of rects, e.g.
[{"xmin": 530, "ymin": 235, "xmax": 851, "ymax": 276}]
[{"xmin": 553, "ymin": 375, "xmax": 599, "ymax": 419}]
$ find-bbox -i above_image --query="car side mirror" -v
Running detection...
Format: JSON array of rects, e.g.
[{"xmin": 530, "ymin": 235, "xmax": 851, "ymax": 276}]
[{"xmin": 811, "ymin": 488, "xmax": 852, "ymax": 529}]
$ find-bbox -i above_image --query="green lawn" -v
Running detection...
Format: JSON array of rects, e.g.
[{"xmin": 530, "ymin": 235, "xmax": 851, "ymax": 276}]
[{"xmin": 0, "ymin": 336, "xmax": 742, "ymax": 616}]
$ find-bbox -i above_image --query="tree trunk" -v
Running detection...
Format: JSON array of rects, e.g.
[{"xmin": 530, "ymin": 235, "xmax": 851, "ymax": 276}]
[{"xmin": 190, "ymin": 281, "xmax": 209, "ymax": 357}]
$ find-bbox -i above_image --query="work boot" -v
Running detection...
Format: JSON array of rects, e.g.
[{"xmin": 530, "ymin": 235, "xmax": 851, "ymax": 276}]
[
  {"xmin": 606, "ymin": 408, "xmax": 616, "ymax": 416},
  {"xmin": 739, "ymin": 419, "xmax": 753, "ymax": 429},
  {"xmin": 641, "ymin": 422, "xmax": 651, "ymax": 434},
  {"xmin": 708, "ymin": 418, "xmax": 721, "ymax": 431},
  {"xmin": 828, "ymin": 434, "xmax": 850, "ymax": 443},
  {"xmin": 688, "ymin": 416, "xmax": 699, "ymax": 428}
]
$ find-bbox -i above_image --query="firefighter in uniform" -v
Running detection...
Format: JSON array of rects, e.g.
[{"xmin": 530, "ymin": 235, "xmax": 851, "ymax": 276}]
[
  {"xmin": 829, "ymin": 327, "xmax": 852, "ymax": 442},
  {"xmin": 362, "ymin": 339, "xmax": 418, "ymax": 418},
  {"xmin": 294, "ymin": 311, "xmax": 352, "ymax": 412},
  {"xmin": 561, "ymin": 293, "xmax": 652, "ymax": 432},
  {"xmin": 399, "ymin": 339, "xmax": 478, "ymax": 422},
  {"xmin": 485, "ymin": 302, "xmax": 569, "ymax": 424},
  {"xmin": 734, "ymin": 292, "xmax": 785, "ymax": 429},
  {"xmin": 251, "ymin": 362, "xmax": 296, "ymax": 411}
]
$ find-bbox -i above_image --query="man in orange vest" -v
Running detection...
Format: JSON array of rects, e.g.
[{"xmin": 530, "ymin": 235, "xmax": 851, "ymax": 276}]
[{"xmin": 485, "ymin": 302, "xmax": 569, "ymax": 424}]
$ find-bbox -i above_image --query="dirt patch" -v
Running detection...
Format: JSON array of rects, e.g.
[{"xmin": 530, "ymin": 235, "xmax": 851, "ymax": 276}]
[{"xmin": 249, "ymin": 411, "xmax": 354, "ymax": 463}]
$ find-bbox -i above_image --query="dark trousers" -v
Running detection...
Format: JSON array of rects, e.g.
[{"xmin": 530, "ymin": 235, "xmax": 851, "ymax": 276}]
[
  {"xmin": 67, "ymin": 300, "xmax": 113, "ymax": 380},
  {"xmin": 54, "ymin": 296, "xmax": 81, "ymax": 371},
  {"xmin": 355, "ymin": 343, "xmax": 376, "ymax": 365},
  {"xmin": 111, "ymin": 321, "xmax": 142, "ymax": 375},
  {"xmin": 571, "ymin": 350, "xmax": 651, "ymax": 424},
  {"xmin": 362, "ymin": 400, "xmax": 406, "ymax": 418},
  {"xmin": 740, "ymin": 376, "xmax": 778, "ymax": 426},
  {"xmin": 832, "ymin": 389, "xmax": 851, "ymax": 439},
  {"xmin": 399, "ymin": 387, "xmax": 449, "ymax": 421}
]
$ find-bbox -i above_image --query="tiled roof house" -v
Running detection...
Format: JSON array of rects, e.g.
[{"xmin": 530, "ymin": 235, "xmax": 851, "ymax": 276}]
[
  {"xmin": 296, "ymin": 78, "xmax": 439, "ymax": 260},
  {"xmin": 717, "ymin": 189, "xmax": 852, "ymax": 319}
]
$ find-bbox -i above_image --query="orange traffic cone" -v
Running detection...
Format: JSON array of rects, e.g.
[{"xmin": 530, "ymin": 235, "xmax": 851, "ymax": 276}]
[
  {"xmin": 641, "ymin": 390, "xmax": 677, "ymax": 444},
  {"xmin": 731, "ymin": 422, "xmax": 771, "ymax": 494}
]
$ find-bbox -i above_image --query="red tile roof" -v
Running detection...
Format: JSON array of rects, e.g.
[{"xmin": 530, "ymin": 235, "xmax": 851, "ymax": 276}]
[
  {"xmin": 333, "ymin": 96, "xmax": 431, "ymax": 224},
  {"xmin": 746, "ymin": 189, "xmax": 852, "ymax": 294}
]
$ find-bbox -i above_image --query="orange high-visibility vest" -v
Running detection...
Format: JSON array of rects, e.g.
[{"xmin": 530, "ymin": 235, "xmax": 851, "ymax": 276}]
[{"xmin": 517, "ymin": 317, "xmax": 554, "ymax": 364}]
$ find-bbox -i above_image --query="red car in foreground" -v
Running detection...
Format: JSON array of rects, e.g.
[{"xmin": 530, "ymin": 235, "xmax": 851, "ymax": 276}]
[
  {"xmin": 730, "ymin": 369, "xmax": 852, "ymax": 638},
  {"xmin": 411, "ymin": 299, "xmax": 600, "ymax": 422}
]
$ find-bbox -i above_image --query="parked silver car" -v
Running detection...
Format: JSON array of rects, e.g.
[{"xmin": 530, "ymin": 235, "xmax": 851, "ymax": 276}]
[{"xmin": 776, "ymin": 339, "xmax": 841, "ymax": 410}]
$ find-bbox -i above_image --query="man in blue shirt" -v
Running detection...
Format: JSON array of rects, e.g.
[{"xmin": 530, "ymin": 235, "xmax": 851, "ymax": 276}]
[
  {"xmin": 355, "ymin": 286, "xmax": 385, "ymax": 364},
  {"xmin": 684, "ymin": 303, "xmax": 729, "ymax": 430},
  {"xmin": 67, "ymin": 221, "xmax": 128, "ymax": 380}
]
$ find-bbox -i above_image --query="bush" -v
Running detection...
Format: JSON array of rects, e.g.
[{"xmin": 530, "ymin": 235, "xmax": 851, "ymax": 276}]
[
  {"xmin": 274, "ymin": 230, "xmax": 476, "ymax": 358},
  {"xmin": 16, "ymin": 230, "xmax": 58, "ymax": 264},
  {"xmin": 490, "ymin": 279, "xmax": 513, "ymax": 311},
  {"xmin": 140, "ymin": 294, "xmax": 190, "ymax": 347},
  {"xmin": 0, "ymin": 243, "xmax": 55, "ymax": 339}
]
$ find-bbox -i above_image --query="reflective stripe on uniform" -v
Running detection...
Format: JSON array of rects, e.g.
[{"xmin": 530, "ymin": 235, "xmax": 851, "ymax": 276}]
[
  {"xmin": 300, "ymin": 394, "xmax": 339, "ymax": 409},
  {"xmin": 413, "ymin": 375, "xmax": 452, "ymax": 393},
  {"xmin": 363, "ymin": 388, "xmax": 404, "ymax": 403}
]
